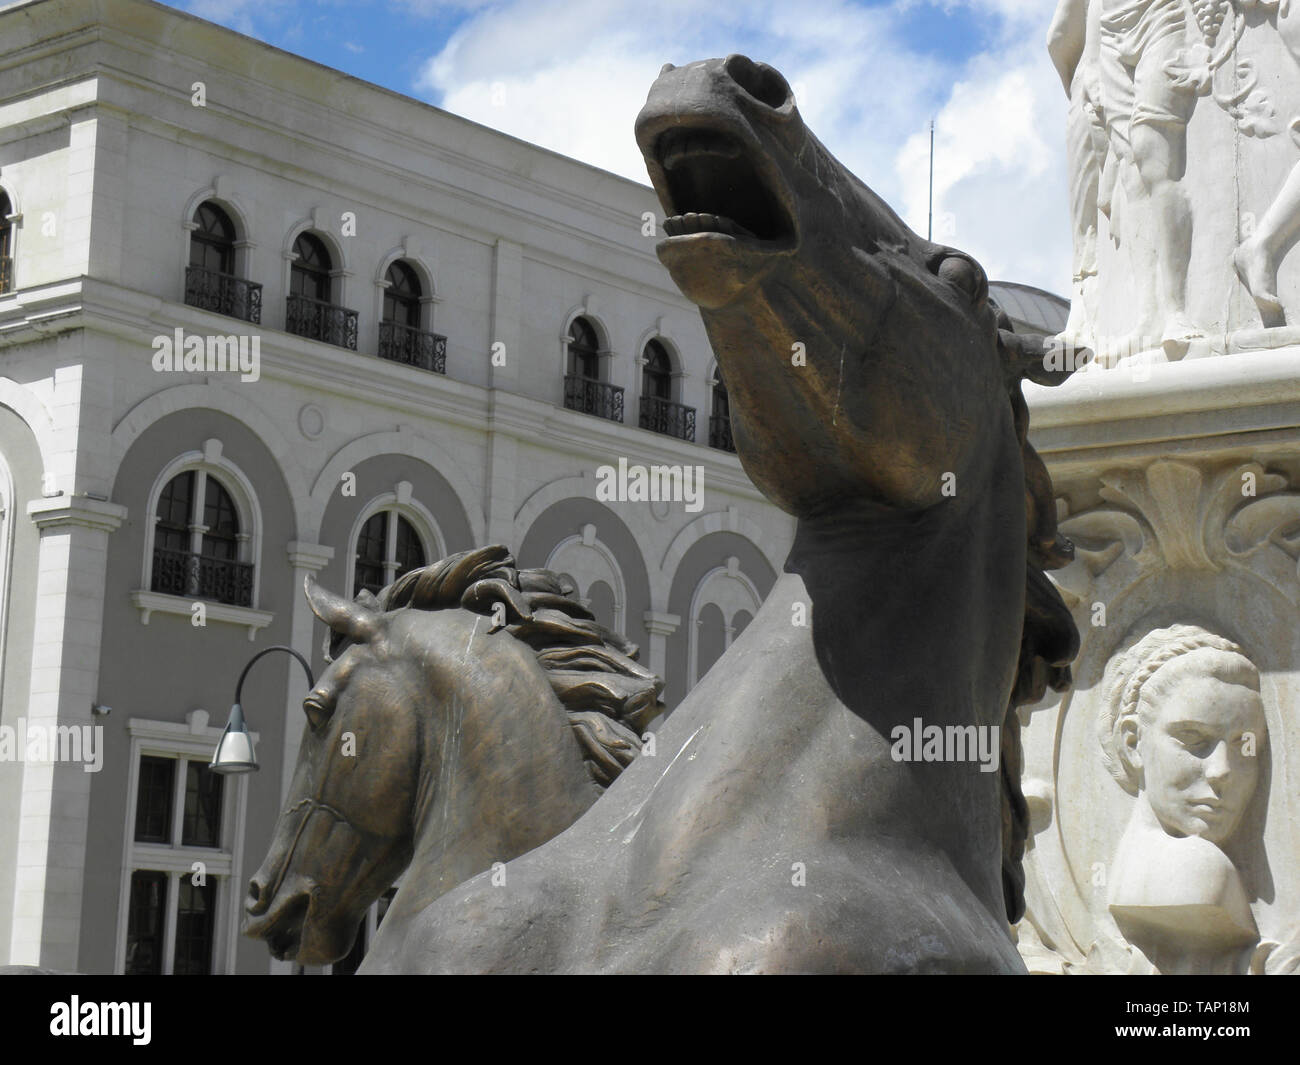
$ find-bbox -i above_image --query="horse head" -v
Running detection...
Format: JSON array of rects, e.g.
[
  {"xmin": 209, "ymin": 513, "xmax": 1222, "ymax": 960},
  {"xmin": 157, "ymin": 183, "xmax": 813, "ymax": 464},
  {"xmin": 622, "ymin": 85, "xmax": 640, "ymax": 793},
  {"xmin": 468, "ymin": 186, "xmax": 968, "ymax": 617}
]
[
  {"xmin": 243, "ymin": 546, "xmax": 663, "ymax": 965},
  {"xmin": 637, "ymin": 57, "xmax": 1084, "ymax": 923},
  {"xmin": 636, "ymin": 55, "xmax": 1076, "ymax": 524}
]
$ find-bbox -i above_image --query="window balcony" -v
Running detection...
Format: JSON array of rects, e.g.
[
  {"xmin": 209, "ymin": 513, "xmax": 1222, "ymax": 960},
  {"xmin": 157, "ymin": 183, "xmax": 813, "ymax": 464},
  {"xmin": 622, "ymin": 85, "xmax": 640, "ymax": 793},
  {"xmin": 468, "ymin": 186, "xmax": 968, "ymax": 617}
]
[
  {"xmin": 286, "ymin": 293, "xmax": 358, "ymax": 350},
  {"xmin": 151, "ymin": 546, "xmax": 253, "ymax": 608},
  {"xmin": 184, "ymin": 265, "xmax": 262, "ymax": 324},
  {"xmin": 564, "ymin": 374, "xmax": 624, "ymax": 423},
  {"xmin": 709, "ymin": 414, "xmax": 736, "ymax": 453},
  {"xmin": 639, "ymin": 395, "xmax": 696, "ymax": 442},
  {"xmin": 0, "ymin": 255, "xmax": 11, "ymax": 295},
  {"xmin": 378, "ymin": 321, "xmax": 447, "ymax": 374}
]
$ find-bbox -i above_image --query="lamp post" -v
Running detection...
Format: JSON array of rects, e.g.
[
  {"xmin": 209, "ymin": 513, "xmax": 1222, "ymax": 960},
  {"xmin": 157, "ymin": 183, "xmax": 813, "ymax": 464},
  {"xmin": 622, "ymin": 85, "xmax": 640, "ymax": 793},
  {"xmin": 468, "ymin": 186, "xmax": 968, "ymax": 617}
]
[{"xmin": 210, "ymin": 644, "xmax": 315, "ymax": 775}]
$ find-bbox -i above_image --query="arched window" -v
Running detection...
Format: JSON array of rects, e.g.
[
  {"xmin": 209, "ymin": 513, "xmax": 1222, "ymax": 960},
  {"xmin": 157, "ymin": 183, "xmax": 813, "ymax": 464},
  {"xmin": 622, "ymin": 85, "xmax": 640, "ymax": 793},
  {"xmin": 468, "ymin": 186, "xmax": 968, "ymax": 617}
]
[
  {"xmin": 353, "ymin": 509, "xmax": 427, "ymax": 597},
  {"xmin": 287, "ymin": 233, "xmax": 357, "ymax": 349},
  {"xmin": 544, "ymin": 526, "xmax": 626, "ymax": 634},
  {"xmin": 708, "ymin": 369, "xmax": 735, "ymax": 452},
  {"xmin": 189, "ymin": 202, "xmax": 235, "ymax": 275},
  {"xmin": 150, "ymin": 471, "xmax": 252, "ymax": 607},
  {"xmin": 378, "ymin": 260, "xmax": 444, "ymax": 373},
  {"xmin": 184, "ymin": 201, "xmax": 261, "ymax": 323},
  {"xmin": 638, "ymin": 339, "xmax": 693, "ymax": 440},
  {"xmin": 642, "ymin": 339, "xmax": 672, "ymax": 401},
  {"xmin": 563, "ymin": 316, "xmax": 622, "ymax": 422},
  {"xmin": 696, "ymin": 602, "xmax": 728, "ymax": 682},
  {"xmin": 290, "ymin": 233, "xmax": 332, "ymax": 302},
  {"xmin": 0, "ymin": 189, "xmax": 13, "ymax": 295},
  {"xmin": 567, "ymin": 316, "xmax": 600, "ymax": 381},
  {"xmin": 687, "ymin": 559, "xmax": 762, "ymax": 687},
  {"xmin": 382, "ymin": 261, "xmax": 421, "ymax": 328}
]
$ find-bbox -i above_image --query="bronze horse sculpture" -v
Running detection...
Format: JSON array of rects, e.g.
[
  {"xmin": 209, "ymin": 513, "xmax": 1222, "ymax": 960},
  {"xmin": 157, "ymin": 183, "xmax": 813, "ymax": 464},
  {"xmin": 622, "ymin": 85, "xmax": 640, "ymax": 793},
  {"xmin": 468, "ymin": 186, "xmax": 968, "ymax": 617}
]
[
  {"xmin": 335, "ymin": 56, "xmax": 1083, "ymax": 974},
  {"xmin": 248, "ymin": 54, "xmax": 1082, "ymax": 973},
  {"xmin": 242, "ymin": 546, "xmax": 661, "ymax": 963}
]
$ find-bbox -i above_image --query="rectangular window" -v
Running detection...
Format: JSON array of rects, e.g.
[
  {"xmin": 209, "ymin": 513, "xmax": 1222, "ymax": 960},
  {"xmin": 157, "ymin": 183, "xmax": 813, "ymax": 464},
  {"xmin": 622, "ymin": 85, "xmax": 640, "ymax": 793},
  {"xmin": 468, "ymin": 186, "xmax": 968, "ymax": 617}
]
[
  {"xmin": 173, "ymin": 878, "xmax": 217, "ymax": 975},
  {"xmin": 125, "ymin": 870, "xmax": 168, "ymax": 975},
  {"xmin": 120, "ymin": 732, "xmax": 245, "ymax": 975},
  {"xmin": 133, "ymin": 756, "xmax": 175, "ymax": 843},
  {"xmin": 181, "ymin": 760, "xmax": 224, "ymax": 848}
]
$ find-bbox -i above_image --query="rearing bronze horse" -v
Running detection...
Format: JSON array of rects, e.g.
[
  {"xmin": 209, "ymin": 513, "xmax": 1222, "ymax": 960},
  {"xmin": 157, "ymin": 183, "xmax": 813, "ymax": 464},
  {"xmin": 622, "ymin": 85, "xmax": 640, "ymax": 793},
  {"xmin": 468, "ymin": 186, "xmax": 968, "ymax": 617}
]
[{"xmin": 293, "ymin": 55, "xmax": 1080, "ymax": 973}]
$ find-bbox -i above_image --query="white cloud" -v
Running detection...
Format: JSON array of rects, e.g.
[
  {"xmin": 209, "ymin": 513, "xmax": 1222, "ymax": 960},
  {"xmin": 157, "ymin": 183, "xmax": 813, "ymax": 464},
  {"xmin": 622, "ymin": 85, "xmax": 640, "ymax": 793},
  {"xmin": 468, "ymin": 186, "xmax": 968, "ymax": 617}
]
[{"xmin": 412, "ymin": 0, "xmax": 1072, "ymax": 293}]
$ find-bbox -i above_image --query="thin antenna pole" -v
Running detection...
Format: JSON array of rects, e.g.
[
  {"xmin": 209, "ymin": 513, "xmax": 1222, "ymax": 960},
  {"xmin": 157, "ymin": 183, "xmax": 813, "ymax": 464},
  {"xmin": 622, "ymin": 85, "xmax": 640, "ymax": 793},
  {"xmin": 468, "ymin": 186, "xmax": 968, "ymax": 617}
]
[{"xmin": 928, "ymin": 118, "xmax": 935, "ymax": 242}]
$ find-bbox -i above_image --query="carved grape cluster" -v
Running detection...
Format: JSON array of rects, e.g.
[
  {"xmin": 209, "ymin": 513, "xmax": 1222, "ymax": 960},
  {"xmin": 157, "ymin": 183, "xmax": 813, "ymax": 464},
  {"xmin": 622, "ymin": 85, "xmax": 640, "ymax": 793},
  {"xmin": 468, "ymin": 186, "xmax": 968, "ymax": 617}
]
[{"xmin": 1191, "ymin": 0, "xmax": 1230, "ymax": 43}]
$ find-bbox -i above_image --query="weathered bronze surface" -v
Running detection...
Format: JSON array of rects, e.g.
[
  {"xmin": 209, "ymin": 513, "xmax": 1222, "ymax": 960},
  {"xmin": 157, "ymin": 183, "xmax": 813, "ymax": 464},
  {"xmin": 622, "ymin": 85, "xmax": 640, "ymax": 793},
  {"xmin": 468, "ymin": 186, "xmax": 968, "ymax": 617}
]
[
  {"xmin": 251, "ymin": 55, "xmax": 1082, "ymax": 973},
  {"xmin": 242, "ymin": 546, "xmax": 661, "ymax": 964}
]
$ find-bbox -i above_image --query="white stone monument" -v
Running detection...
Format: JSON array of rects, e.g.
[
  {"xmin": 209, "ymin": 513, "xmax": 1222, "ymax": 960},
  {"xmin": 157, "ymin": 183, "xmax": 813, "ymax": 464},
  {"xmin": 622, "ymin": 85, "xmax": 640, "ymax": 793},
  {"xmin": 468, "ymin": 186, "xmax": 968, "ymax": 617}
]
[{"xmin": 1019, "ymin": 0, "xmax": 1300, "ymax": 975}]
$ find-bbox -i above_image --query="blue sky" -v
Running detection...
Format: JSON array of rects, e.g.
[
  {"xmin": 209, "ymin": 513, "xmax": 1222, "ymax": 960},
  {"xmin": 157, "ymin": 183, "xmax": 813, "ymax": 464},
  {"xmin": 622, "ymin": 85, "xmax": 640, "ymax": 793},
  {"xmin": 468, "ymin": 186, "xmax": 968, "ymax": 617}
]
[{"xmin": 172, "ymin": 0, "xmax": 1071, "ymax": 293}]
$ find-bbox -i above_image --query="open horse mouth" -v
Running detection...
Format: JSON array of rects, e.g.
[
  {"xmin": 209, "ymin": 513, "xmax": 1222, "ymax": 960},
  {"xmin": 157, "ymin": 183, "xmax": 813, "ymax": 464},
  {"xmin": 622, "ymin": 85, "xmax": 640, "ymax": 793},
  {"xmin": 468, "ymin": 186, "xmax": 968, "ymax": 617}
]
[
  {"xmin": 647, "ymin": 124, "xmax": 798, "ymax": 252},
  {"xmin": 244, "ymin": 891, "xmax": 310, "ymax": 961}
]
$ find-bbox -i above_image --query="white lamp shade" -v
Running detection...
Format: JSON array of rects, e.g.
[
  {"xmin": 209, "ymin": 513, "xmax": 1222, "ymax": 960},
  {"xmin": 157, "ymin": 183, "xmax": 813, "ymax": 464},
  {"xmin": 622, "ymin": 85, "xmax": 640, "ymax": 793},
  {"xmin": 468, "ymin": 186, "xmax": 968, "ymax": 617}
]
[{"xmin": 210, "ymin": 703, "xmax": 258, "ymax": 774}]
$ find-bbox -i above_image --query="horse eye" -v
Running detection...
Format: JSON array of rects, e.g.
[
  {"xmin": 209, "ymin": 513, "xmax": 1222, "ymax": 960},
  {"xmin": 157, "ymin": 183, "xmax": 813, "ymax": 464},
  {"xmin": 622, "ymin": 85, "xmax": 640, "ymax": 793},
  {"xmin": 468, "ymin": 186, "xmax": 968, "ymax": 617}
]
[{"xmin": 937, "ymin": 255, "xmax": 985, "ymax": 303}]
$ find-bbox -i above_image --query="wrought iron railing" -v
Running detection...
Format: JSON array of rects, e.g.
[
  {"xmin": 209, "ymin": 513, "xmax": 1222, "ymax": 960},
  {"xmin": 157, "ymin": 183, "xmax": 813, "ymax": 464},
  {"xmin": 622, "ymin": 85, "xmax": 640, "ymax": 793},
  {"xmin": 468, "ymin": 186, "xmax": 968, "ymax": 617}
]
[
  {"xmin": 0, "ymin": 255, "xmax": 12, "ymax": 295},
  {"xmin": 563, "ymin": 374, "xmax": 624, "ymax": 423},
  {"xmin": 709, "ymin": 414, "xmax": 736, "ymax": 453},
  {"xmin": 286, "ymin": 293, "xmax": 358, "ymax": 350},
  {"xmin": 639, "ymin": 395, "xmax": 696, "ymax": 442},
  {"xmin": 184, "ymin": 265, "xmax": 262, "ymax": 324},
  {"xmin": 151, "ymin": 546, "xmax": 254, "ymax": 607},
  {"xmin": 378, "ymin": 321, "xmax": 447, "ymax": 374}
]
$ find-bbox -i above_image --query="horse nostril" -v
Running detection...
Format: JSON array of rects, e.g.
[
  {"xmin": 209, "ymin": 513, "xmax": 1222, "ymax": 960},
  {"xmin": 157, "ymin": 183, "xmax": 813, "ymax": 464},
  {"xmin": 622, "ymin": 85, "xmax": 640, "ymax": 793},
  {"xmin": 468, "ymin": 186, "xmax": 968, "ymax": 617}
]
[
  {"xmin": 723, "ymin": 54, "xmax": 791, "ymax": 110},
  {"xmin": 246, "ymin": 877, "xmax": 266, "ymax": 914}
]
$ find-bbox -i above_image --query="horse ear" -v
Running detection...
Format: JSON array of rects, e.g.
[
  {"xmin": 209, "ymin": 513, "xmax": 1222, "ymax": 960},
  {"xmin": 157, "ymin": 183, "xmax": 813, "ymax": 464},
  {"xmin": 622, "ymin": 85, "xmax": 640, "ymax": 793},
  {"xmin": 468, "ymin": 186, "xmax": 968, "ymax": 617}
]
[{"xmin": 304, "ymin": 575, "xmax": 380, "ymax": 642}]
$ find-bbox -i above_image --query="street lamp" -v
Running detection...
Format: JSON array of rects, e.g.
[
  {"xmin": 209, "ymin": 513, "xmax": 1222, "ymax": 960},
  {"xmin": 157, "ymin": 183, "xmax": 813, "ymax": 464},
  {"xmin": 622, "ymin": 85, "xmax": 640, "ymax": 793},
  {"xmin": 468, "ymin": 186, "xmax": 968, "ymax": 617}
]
[{"xmin": 211, "ymin": 644, "xmax": 315, "ymax": 775}]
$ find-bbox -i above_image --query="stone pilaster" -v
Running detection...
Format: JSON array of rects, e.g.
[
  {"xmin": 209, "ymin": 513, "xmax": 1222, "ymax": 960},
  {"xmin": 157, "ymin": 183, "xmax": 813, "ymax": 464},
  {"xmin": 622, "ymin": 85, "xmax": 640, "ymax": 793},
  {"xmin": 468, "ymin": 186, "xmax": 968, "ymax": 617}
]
[
  {"xmin": 10, "ymin": 494, "xmax": 125, "ymax": 969},
  {"xmin": 641, "ymin": 610, "xmax": 681, "ymax": 696}
]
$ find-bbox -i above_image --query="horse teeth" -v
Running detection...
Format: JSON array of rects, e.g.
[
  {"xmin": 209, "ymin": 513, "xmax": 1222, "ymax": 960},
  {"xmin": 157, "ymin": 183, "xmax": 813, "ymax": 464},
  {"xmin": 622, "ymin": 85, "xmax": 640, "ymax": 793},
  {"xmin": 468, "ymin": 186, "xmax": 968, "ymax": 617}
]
[{"xmin": 662, "ymin": 212, "xmax": 749, "ymax": 238}]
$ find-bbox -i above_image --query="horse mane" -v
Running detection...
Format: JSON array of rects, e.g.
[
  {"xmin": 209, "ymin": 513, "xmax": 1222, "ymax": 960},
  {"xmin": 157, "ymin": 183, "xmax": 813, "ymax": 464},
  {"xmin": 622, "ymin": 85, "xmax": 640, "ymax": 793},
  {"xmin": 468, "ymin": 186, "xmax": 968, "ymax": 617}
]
[
  {"xmin": 332, "ymin": 545, "xmax": 663, "ymax": 789},
  {"xmin": 996, "ymin": 317, "xmax": 1083, "ymax": 924}
]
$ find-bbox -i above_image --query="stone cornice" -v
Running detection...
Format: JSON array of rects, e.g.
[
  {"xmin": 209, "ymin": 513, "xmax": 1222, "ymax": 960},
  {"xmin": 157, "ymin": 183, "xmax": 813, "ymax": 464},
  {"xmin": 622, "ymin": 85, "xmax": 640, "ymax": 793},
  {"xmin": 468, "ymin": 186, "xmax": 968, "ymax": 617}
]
[
  {"xmin": 285, "ymin": 540, "xmax": 334, "ymax": 572},
  {"xmin": 642, "ymin": 611, "xmax": 682, "ymax": 636},
  {"xmin": 27, "ymin": 494, "xmax": 127, "ymax": 533},
  {"xmin": 1026, "ymin": 348, "xmax": 1300, "ymax": 460}
]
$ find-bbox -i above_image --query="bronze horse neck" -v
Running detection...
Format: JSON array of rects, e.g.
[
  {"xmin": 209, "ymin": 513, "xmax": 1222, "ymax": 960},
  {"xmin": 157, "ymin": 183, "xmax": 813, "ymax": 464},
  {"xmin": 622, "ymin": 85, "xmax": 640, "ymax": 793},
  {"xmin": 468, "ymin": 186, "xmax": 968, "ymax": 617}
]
[{"xmin": 393, "ymin": 623, "xmax": 601, "ymax": 917}]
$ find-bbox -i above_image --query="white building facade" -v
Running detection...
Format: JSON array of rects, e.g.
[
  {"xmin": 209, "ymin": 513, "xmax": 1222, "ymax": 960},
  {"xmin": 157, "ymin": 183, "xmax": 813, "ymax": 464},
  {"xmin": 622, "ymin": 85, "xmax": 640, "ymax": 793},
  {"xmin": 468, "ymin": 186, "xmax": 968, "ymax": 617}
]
[{"xmin": 0, "ymin": 0, "xmax": 797, "ymax": 974}]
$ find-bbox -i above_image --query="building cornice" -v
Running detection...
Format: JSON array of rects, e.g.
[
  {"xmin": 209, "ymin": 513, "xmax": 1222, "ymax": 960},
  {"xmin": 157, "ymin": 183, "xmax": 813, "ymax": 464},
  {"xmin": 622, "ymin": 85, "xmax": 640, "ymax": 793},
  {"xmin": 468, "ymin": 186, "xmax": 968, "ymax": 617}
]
[
  {"xmin": 285, "ymin": 541, "xmax": 334, "ymax": 573},
  {"xmin": 1026, "ymin": 348, "xmax": 1300, "ymax": 464},
  {"xmin": 27, "ymin": 493, "xmax": 127, "ymax": 532},
  {"xmin": 0, "ymin": 277, "xmax": 766, "ymax": 500}
]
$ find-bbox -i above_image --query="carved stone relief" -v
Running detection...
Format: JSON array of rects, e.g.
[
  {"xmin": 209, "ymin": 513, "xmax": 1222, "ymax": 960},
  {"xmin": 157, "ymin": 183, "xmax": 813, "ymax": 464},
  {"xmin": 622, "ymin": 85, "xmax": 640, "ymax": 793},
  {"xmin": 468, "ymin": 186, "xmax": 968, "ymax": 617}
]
[
  {"xmin": 1052, "ymin": 0, "xmax": 1300, "ymax": 363},
  {"xmin": 1016, "ymin": 458, "xmax": 1300, "ymax": 973}
]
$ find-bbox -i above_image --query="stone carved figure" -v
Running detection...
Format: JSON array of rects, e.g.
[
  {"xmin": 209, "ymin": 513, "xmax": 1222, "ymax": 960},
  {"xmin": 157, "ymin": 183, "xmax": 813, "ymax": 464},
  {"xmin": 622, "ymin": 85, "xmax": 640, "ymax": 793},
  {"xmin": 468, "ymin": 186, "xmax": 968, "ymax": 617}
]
[
  {"xmin": 1097, "ymin": 623, "xmax": 1268, "ymax": 973},
  {"xmin": 1050, "ymin": 0, "xmax": 1110, "ymax": 349},
  {"xmin": 1054, "ymin": 1, "xmax": 1300, "ymax": 356},
  {"xmin": 1234, "ymin": 0, "xmax": 1300, "ymax": 326},
  {"xmin": 243, "ymin": 546, "xmax": 661, "ymax": 963},
  {"xmin": 1098, "ymin": 0, "xmax": 1205, "ymax": 351},
  {"xmin": 308, "ymin": 56, "xmax": 1084, "ymax": 974}
]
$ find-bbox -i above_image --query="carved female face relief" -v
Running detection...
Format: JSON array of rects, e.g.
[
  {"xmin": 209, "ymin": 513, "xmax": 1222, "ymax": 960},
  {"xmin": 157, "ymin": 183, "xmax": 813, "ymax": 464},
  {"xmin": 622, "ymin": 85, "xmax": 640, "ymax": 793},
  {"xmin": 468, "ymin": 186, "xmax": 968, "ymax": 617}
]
[
  {"xmin": 1100, "ymin": 625, "xmax": 1268, "ymax": 850},
  {"xmin": 1132, "ymin": 661, "xmax": 1267, "ymax": 846}
]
